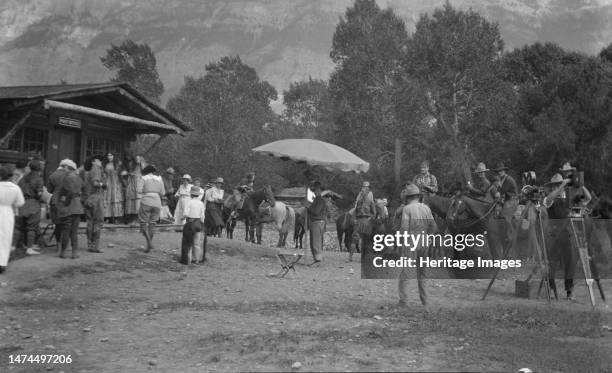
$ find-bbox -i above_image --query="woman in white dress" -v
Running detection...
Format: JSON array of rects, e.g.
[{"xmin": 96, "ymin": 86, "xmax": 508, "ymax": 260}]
[
  {"xmin": 174, "ymin": 174, "xmax": 193, "ymax": 226},
  {"xmin": 0, "ymin": 166, "xmax": 25, "ymax": 273}
]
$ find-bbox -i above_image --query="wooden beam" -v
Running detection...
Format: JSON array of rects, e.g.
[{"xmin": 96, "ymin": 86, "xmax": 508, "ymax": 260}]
[
  {"xmin": 118, "ymin": 88, "xmax": 174, "ymax": 126},
  {"xmin": 12, "ymin": 87, "xmax": 119, "ymax": 108},
  {"xmin": 43, "ymin": 99, "xmax": 180, "ymax": 134},
  {"xmin": 0, "ymin": 110, "xmax": 32, "ymax": 149},
  {"xmin": 142, "ymin": 134, "xmax": 169, "ymax": 156}
]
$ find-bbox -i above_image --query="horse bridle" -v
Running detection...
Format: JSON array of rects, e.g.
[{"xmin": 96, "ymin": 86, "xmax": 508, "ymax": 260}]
[{"xmin": 448, "ymin": 196, "xmax": 500, "ymax": 231}]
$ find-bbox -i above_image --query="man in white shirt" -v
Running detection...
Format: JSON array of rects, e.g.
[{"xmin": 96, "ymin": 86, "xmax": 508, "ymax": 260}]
[
  {"xmin": 204, "ymin": 177, "xmax": 225, "ymax": 237},
  {"xmin": 181, "ymin": 186, "xmax": 206, "ymax": 264}
]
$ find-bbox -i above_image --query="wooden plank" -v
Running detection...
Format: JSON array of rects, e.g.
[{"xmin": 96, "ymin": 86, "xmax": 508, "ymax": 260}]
[
  {"xmin": 118, "ymin": 88, "xmax": 176, "ymax": 127},
  {"xmin": 43, "ymin": 99, "xmax": 179, "ymax": 133},
  {"xmin": 0, "ymin": 110, "xmax": 32, "ymax": 149}
]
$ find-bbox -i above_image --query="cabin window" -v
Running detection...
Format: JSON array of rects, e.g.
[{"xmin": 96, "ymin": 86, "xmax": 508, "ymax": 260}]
[
  {"xmin": 85, "ymin": 136, "xmax": 122, "ymax": 159},
  {"xmin": 5, "ymin": 127, "xmax": 47, "ymax": 157}
]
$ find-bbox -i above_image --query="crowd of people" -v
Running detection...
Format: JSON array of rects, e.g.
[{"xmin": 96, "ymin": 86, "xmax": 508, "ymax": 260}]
[{"xmin": 0, "ymin": 153, "xmax": 235, "ymax": 274}]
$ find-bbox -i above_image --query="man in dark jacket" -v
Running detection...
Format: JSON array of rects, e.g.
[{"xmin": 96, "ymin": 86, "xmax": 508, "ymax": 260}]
[
  {"xmin": 15, "ymin": 160, "xmax": 44, "ymax": 255},
  {"xmin": 306, "ymin": 181, "xmax": 327, "ymax": 264},
  {"xmin": 83, "ymin": 155, "xmax": 106, "ymax": 253},
  {"xmin": 56, "ymin": 159, "xmax": 84, "ymax": 259},
  {"xmin": 47, "ymin": 160, "xmax": 69, "ymax": 245}
]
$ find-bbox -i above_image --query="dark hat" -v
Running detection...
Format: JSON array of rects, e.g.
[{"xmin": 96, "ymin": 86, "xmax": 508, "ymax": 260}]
[
  {"xmin": 492, "ymin": 162, "xmax": 509, "ymax": 172},
  {"xmin": 473, "ymin": 162, "xmax": 489, "ymax": 173},
  {"xmin": 311, "ymin": 181, "xmax": 322, "ymax": 190},
  {"xmin": 91, "ymin": 154, "xmax": 105, "ymax": 163},
  {"xmin": 142, "ymin": 165, "xmax": 157, "ymax": 175},
  {"xmin": 28, "ymin": 159, "xmax": 42, "ymax": 171}
]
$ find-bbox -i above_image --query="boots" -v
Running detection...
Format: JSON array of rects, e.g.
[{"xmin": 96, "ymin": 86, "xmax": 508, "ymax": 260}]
[{"xmin": 88, "ymin": 231, "xmax": 103, "ymax": 253}]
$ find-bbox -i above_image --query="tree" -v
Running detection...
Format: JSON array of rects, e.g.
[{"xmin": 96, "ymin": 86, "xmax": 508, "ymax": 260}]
[
  {"xmin": 281, "ymin": 77, "xmax": 334, "ymax": 140},
  {"xmin": 400, "ymin": 3, "xmax": 510, "ymax": 182},
  {"xmin": 101, "ymin": 39, "xmax": 164, "ymax": 103},
  {"xmin": 329, "ymin": 0, "xmax": 409, "ymax": 185},
  {"xmin": 502, "ymin": 43, "xmax": 612, "ymax": 192},
  {"xmin": 165, "ymin": 56, "xmax": 279, "ymax": 185}
]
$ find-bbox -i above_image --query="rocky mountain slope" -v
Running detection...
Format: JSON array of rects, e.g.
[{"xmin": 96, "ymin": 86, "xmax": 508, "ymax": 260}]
[{"xmin": 1, "ymin": 0, "xmax": 611, "ymax": 106}]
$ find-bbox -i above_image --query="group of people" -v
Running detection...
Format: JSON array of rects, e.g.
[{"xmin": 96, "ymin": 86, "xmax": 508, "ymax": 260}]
[{"xmin": 342, "ymin": 159, "xmax": 595, "ymax": 306}]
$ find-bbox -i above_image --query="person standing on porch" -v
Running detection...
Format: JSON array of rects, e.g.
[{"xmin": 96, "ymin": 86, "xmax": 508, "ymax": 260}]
[
  {"xmin": 83, "ymin": 155, "xmax": 106, "ymax": 253},
  {"xmin": 0, "ymin": 166, "xmax": 25, "ymax": 274},
  {"xmin": 306, "ymin": 181, "xmax": 327, "ymax": 264},
  {"xmin": 15, "ymin": 159, "xmax": 44, "ymax": 256},
  {"xmin": 125, "ymin": 155, "xmax": 145, "ymax": 224},
  {"xmin": 56, "ymin": 159, "xmax": 84, "ymax": 259},
  {"xmin": 138, "ymin": 165, "xmax": 165, "ymax": 253},
  {"xmin": 174, "ymin": 174, "xmax": 193, "ymax": 226},
  {"xmin": 103, "ymin": 153, "xmax": 124, "ymax": 224}
]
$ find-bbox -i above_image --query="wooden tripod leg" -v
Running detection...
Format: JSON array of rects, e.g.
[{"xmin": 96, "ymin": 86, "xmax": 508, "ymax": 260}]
[{"xmin": 482, "ymin": 227, "xmax": 517, "ymax": 300}]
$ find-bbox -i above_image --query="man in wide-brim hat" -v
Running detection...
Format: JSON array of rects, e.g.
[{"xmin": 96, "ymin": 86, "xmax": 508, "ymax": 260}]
[
  {"xmin": 490, "ymin": 162, "xmax": 518, "ymax": 259},
  {"xmin": 466, "ymin": 162, "xmax": 493, "ymax": 200},
  {"xmin": 350, "ymin": 180, "xmax": 376, "ymax": 262},
  {"xmin": 542, "ymin": 173, "xmax": 578, "ymax": 299},
  {"xmin": 204, "ymin": 177, "xmax": 225, "ymax": 237},
  {"xmin": 398, "ymin": 183, "xmax": 436, "ymax": 307}
]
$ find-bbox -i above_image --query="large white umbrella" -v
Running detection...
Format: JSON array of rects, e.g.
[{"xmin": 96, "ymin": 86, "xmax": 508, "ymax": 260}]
[{"xmin": 252, "ymin": 139, "xmax": 369, "ymax": 173}]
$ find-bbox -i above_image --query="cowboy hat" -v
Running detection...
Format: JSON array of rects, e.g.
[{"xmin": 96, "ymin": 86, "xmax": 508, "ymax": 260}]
[
  {"xmin": 559, "ymin": 162, "xmax": 576, "ymax": 172},
  {"xmin": 403, "ymin": 184, "xmax": 420, "ymax": 196},
  {"xmin": 546, "ymin": 173, "xmax": 564, "ymax": 185},
  {"xmin": 166, "ymin": 167, "xmax": 175, "ymax": 174},
  {"xmin": 473, "ymin": 162, "xmax": 489, "ymax": 173},
  {"xmin": 181, "ymin": 174, "xmax": 192, "ymax": 180},
  {"xmin": 492, "ymin": 162, "xmax": 509, "ymax": 172},
  {"xmin": 214, "ymin": 177, "xmax": 224, "ymax": 184}
]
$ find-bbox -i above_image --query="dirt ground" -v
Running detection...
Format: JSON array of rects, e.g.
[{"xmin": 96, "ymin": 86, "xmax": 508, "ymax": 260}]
[{"xmin": 1, "ymin": 225, "xmax": 612, "ymax": 373}]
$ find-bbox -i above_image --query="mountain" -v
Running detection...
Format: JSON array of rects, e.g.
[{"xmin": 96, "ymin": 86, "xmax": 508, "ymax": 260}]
[{"xmin": 1, "ymin": 0, "xmax": 612, "ymax": 109}]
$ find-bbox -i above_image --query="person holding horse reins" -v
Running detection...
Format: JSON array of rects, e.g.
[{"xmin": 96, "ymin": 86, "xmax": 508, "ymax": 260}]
[
  {"xmin": 349, "ymin": 181, "xmax": 377, "ymax": 262},
  {"xmin": 306, "ymin": 181, "xmax": 327, "ymax": 264},
  {"xmin": 204, "ymin": 177, "xmax": 225, "ymax": 237},
  {"xmin": 490, "ymin": 162, "xmax": 518, "ymax": 246},
  {"xmin": 413, "ymin": 160, "xmax": 438, "ymax": 197},
  {"xmin": 466, "ymin": 162, "xmax": 496, "ymax": 201}
]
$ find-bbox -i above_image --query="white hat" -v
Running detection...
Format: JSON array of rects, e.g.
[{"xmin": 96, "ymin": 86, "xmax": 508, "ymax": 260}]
[
  {"xmin": 182, "ymin": 174, "xmax": 192, "ymax": 180},
  {"xmin": 59, "ymin": 159, "xmax": 72, "ymax": 167},
  {"xmin": 63, "ymin": 159, "xmax": 77, "ymax": 170}
]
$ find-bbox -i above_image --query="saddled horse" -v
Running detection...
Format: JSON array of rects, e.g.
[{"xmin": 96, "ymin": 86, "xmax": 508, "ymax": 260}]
[
  {"xmin": 344, "ymin": 201, "xmax": 394, "ymax": 262},
  {"xmin": 233, "ymin": 186, "xmax": 276, "ymax": 243},
  {"xmin": 222, "ymin": 191, "xmax": 242, "ymax": 239},
  {"xmin": 259, "ymin": 198, "xmax": 296, "ymax": 247},
  {"xmin": 423, "ymin": 191, "xmax": 505, "ymax": 261}
]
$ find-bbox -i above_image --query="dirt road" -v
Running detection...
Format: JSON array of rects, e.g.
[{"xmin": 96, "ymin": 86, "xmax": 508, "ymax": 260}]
[{"xmin": 1, "ymin": 228, "xmax": 611, "ymax": 372}]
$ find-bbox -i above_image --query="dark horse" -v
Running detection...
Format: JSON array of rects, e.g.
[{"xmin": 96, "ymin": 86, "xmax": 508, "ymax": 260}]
[
  {"xmin": 293, "ymin": 206, "xmax": 306, "ymax": 249},
  {"xmin": 236, "ymin": 186, "xmax": 275, "ymax": 244},
  {"xmin": 348, "ymin": 202, "xmax": 395, "ymax": 262}
]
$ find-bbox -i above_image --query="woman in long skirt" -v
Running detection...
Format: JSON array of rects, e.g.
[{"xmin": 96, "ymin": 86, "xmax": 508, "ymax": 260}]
[
  {"xmin": 125, "ymin": 155, "xmax": 145, "ymax": 224},
  {"xmin": 174, "ymin": 174, "xmax": 193, "ymax": 226},
  {"xmin": 103, "ymin": 153, "xmax": 124, "ymax": 224},
  {"xmin": 0, "ymin": 166, "xmax": 25, "ymax": 273}
]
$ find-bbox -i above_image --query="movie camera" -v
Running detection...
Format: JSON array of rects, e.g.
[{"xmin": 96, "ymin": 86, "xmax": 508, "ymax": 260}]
[{"xmin": 520, "ymin": 171, "xmax": 545, "ymax": 201}]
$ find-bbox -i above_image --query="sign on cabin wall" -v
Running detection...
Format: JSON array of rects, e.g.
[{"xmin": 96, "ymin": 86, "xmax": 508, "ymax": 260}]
[{"xmin": 58, "ymin": 116, "xmax": 82, "ymax": 129}]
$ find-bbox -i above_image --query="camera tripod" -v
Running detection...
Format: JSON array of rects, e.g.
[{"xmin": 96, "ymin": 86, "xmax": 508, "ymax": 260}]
[{"xmin": 482, "ymin": 200, "xmax": 553, "ymax": 302}]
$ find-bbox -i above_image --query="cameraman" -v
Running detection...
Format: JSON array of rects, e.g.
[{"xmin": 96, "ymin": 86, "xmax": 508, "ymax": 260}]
[
  {"xmin": 559, "ymin": 162, "xmax": 591, "ymax": 210},
  {"xmin": 542, "ymin": 170, "xmax": 589, "ymax": 300}
]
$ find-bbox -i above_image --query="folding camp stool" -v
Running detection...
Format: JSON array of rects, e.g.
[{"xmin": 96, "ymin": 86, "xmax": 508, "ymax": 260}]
[{"xmin": 270, "ymin": 252, "xmax": 304, "ymax": 278}]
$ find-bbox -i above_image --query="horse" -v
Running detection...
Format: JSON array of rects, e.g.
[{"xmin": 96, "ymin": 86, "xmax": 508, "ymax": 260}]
[
  {"xmin": 259, "ymin": 198, "xmax": 296, "ymax": 247},
  {"xmin": 294, "ymin": 206, "xmax": 306, "ymax": 249},
  {"xmin": 347, "ymin": 200, "xmax": 393, "ymax": 262},
  {"xmin": 236, "ymin": 185, "xmax": 276, "ymax": 244},
  {"xmin": 222, "ymin": 191, "xmax": 242, "ymax": 239},
  {"xmin": 336, "ymin": 212, "xmax": 356, "ymax": 252}
]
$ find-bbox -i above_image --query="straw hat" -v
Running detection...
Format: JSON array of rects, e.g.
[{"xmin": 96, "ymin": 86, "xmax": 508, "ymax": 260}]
[
  {"xmin": 546, "ymin": 173, "xmax": 564, "ymax": 185},
  {"xmin": 182, "ymin": 174, "xmax": 192, "ymax": 181},
  {"xmin": 559, "ymin": 162, "xmax": 576, "ymax": 172},
  {"xmin": 473, "ymin": 162, "xmax": 489, "ymax": 173},
  {"xmin": 403, "ymin": 184, "xmax": 420, "ymax": 196},
  {"xmin": 362, "ymin": 181, "xmax": 370, "ymax": 187}
]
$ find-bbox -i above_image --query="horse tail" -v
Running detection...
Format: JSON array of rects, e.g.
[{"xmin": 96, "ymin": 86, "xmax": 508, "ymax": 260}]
[
  {"xmin": 282, "ymin": 205, "xmax": 295, "ymax": 234},
  {"xmin": 336, "ymin": 214, "xmax": 345, "ymax": 249}
]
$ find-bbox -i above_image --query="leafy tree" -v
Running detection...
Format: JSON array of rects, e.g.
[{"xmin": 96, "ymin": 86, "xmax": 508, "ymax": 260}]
[
  {"xmin": 329, "ymin": 0, "xmax": 408, "ymax": 181},
  {"xmin": 165, "ymin": 56, "xmax": 279, "ymax": 186},
  {"xmin": 400, "ymin": 3, "xmax": 511, "ymax": 182},
  {"xmin": 101, "ymin": 39, "xmax": 164, "ymax": 103},
  {"xmin": 281, "ymin": 77, "xmax": 334, "ymax": 140}
]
